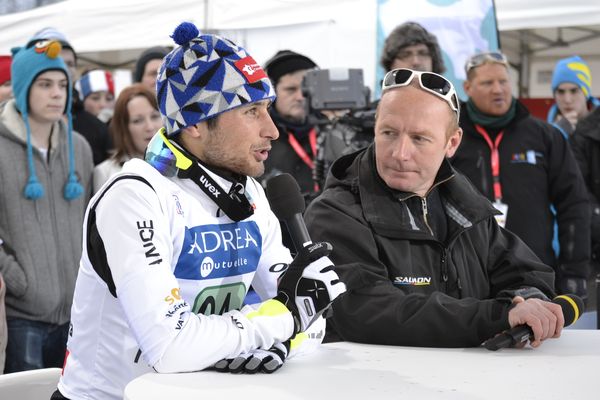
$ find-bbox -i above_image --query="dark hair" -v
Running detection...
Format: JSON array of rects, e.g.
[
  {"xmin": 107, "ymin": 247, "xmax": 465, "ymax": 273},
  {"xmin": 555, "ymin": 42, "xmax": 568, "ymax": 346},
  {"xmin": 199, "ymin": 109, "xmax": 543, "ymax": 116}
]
[
  {"xmin": 381, "ymin": 22, "xmax": 445, "ymax": 74},
  {"xmin": 109, "ymin": 83, "xmax": 159, "ymax": 160}
]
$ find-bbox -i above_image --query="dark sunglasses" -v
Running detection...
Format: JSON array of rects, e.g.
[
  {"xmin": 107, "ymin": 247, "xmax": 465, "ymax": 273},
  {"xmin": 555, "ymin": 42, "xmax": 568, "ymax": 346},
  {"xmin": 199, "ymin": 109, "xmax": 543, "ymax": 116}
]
[
  {"xmin": 382, "ymin": 68, "xmax": 460, "ymax": 122},
  {"xmin": 464, "ymin": 52, "xmax": 508, "ymax": 74}
]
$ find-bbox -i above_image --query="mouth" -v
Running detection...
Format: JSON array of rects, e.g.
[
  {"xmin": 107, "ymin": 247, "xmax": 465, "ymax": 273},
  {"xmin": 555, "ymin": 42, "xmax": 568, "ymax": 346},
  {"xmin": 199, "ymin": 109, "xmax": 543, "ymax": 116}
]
[{"xmin": 253, "ymin": 147, "xmax": 271, "ymax": 162}]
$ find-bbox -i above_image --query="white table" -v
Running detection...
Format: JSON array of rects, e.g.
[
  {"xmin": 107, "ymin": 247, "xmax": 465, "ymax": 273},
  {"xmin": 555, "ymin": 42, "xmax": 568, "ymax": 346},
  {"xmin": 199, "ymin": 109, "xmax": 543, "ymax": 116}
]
[{"xmin": 124, "ymin": 330, "xmax": 600, "ymax": 400}]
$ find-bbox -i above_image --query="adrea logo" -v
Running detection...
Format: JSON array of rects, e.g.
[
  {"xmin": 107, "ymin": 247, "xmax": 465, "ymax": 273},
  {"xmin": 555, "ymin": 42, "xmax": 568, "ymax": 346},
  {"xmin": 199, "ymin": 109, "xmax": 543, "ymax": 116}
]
[{"xmin": 234, "ymin": 56, "xmax": 267, "ymax": 83}]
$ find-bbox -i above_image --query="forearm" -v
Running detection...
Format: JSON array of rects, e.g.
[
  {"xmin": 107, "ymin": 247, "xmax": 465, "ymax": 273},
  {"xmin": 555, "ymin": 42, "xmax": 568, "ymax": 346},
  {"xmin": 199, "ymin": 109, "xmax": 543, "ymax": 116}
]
[
  {"xmin": 332, "ymin": 287, "xmax": 511, "ymax": 348},
  {"xmin": 153, "ymin": 306, "xmax": 294, "ymax": 373}
]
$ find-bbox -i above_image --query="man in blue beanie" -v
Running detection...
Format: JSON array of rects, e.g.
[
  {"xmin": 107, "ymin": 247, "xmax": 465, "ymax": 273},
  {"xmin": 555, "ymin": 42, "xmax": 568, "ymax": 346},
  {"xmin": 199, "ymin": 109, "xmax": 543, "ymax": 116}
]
[
  {"xmin": 55, "ymin": 22, "xmax": 344, "ymax": 400},
  {"xmin": 0, "ymin": 39, "xmax": 93, "ymax": 372},
  {"xmin": 547, "ymin": 55, "xmax": 600, "ymax": 137}
]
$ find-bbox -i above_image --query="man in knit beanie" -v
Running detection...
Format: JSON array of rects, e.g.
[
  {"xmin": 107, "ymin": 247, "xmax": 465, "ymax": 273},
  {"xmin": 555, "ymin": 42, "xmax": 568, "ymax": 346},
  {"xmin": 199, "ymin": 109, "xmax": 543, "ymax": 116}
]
[
  {"xmin": 381, "ymin": 21, "xmax": 446, "ymax": 74},
  {"xmin": 134, "ymin": 46, "xmax": 170, "ymax": 94},
  {"xmin": 56, "ymin": 22, "xmax": 343, "ymax": 400},
  {"xmin": 0, "ymin": 39, "xmax": 93, "ymax": 373},
  {"xmin": 28, "ymin": 26, "xmax": 113, "ymax": 165},
  {"xmin": 261, "ymin": 50, "xmax": 319, "ymax": 202},
  {"xmin": 547, "ymin": 55, "xmax": 600, "ymax": 137}
]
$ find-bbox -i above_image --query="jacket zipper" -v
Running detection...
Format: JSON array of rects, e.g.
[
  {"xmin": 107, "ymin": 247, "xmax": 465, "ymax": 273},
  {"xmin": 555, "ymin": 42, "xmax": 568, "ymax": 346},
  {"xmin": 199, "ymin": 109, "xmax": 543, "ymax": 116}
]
[
  {"xmin": 440, "ymin": 249, "xmax": 448, "ymax": 284},
  {"xmin": 421, "ymin": 197, "xmax": 434, "ymax": 236}
]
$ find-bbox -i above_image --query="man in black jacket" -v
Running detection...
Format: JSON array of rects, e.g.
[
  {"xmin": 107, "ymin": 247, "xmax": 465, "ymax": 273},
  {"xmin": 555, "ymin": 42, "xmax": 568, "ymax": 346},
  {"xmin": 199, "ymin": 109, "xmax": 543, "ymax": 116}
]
[
  {"xmin": 451, "ymin": 52, "xmax": 591, "ymax": 302},
  {"xmin": 261, "ymin": 50, "xmax": 318, "ymax": 200},
  {"xmin": 570, "ymin": 108, "xmax": 600, "ymax": 269},
  {"xmin": 305, "ymin": 68, "xmax": 563, "ymax": 348}
]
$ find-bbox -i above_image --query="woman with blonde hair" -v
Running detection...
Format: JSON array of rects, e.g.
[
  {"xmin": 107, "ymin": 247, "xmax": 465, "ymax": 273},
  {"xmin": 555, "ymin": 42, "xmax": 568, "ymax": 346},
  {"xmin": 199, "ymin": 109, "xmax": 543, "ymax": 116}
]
[{"xmin": 93, "ymin": 83, "xmax": 162, "ymax": 192}]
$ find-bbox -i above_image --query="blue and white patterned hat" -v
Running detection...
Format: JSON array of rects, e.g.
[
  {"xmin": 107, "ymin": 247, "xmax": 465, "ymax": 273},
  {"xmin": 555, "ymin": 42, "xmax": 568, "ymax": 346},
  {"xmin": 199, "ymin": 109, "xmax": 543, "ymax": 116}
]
[{"xmin": 157, "ymin": 22, "xmax": 276, "ymax": 136}]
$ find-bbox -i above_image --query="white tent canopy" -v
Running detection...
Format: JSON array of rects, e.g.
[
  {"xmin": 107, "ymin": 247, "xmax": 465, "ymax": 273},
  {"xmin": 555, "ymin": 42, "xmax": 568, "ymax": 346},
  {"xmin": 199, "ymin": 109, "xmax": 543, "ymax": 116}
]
[{"xmin": 1, "ymin": 0, "xmax": 599, "ymax": 97}]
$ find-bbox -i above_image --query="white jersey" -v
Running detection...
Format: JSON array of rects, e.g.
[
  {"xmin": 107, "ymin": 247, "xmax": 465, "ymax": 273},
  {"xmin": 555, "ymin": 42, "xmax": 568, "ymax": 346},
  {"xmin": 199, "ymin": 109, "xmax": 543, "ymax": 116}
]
[{"xmin": 58, "ymin": 159, "xmax": 299, "ymax": 399}]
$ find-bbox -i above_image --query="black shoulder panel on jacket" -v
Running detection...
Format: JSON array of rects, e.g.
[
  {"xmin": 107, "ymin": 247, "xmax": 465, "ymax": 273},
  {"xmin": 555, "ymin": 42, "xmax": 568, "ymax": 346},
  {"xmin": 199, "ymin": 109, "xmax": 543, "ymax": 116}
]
[{"xmin": 86, "ymin": 175, "xmax": 155, "ymax": 298}]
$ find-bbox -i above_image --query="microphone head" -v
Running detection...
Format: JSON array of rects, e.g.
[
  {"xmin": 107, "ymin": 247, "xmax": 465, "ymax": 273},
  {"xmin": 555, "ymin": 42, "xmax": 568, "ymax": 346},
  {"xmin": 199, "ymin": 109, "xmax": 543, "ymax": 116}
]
[
  {"xmin": 553, "ymin": 294, "xmax": 584, "ymax": 326},
  {"xmin": 266, "ymin": 173, "xmax": 305, "ymax": 221}
]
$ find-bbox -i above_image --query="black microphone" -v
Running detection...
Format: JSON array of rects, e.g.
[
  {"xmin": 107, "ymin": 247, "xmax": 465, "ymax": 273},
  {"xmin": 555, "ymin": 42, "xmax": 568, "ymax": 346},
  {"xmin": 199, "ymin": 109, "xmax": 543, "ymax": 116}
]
[
  {"xmin": 266, "ymin": 173, "xmax": 312, "ymax": 249},
  {"xmin": 484, "ymin": 294, "xmax": 584, "ymax": 351}
]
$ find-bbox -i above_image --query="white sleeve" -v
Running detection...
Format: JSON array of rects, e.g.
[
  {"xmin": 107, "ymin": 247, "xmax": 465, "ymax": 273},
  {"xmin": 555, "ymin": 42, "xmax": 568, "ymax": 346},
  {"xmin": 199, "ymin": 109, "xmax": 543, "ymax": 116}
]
[{"xmin": 96, "ymin": 179, "xmax": 293, "ymax": 373}]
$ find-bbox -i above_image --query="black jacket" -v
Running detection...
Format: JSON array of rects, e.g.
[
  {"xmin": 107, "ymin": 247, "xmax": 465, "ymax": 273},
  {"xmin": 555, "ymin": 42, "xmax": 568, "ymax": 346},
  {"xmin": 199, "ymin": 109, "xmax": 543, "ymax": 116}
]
[
  {"xmin": 570, "ymin": 107, "xmax": 600, "ymax": 244},
  {"xmin": 261, "ymin": 108, "xmax": 317, "ymax": 197},
  {"xmin": 305, "ymin": 145, "xmax": 555, "ymax": 347},
  {"xmin": 451, "ymin": 100, "xmax": 590, "ymax": 275}
]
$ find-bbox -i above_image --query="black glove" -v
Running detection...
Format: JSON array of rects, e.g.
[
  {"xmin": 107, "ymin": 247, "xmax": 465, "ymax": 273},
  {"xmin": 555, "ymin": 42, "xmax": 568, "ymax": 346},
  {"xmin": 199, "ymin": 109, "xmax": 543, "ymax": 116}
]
[
  {"xmin": 213, "ymin": 341, "xmax": 289, "ymax": 374},
  {"xmin": 556, "ymin": 276, "xmax": 588, "ymax": 304},
  {"xmin": 274, "ymin": 242, "xmax": 346, "ymax": 334}
]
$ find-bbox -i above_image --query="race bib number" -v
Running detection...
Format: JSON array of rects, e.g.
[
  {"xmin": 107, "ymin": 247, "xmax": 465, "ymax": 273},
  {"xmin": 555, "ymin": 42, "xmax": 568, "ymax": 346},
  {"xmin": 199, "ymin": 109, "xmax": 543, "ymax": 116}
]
[{"xmin": 192, "ymin": 282, "xmax": 247, "ymax": 316}]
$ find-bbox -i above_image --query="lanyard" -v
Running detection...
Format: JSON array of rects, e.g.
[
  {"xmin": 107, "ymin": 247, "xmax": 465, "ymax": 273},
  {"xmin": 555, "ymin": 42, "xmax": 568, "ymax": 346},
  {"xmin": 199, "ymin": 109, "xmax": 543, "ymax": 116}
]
[
  {"xmin": 474, "ymin": 124, "xmax": 504, "ymax": 201},
  {"xmin": 287, "ymin": 128, "xmax": 317, "ymax": 169},
  {"xmin": 287, "ymin": 128, "xmax": 319, "ymax": 192}
]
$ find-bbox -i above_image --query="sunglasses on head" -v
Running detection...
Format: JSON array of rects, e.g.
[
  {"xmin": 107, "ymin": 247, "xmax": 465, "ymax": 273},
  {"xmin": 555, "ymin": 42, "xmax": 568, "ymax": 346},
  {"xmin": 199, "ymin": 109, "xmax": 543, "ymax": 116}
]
[
  {"xmin": 464, "ymin": 52, "xmax": 508, "ymax": 74},
  {"xmin": 382, "ymin": 68, "xmax": 460, "ymax": 122}
]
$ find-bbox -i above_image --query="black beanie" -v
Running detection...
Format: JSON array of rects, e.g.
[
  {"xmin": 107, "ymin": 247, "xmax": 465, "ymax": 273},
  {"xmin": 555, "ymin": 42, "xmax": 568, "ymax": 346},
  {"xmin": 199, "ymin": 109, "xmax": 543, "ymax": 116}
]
[
  {"xmin": 134, "ymin": 46, "xmax": 170, "ymax": 83},
  {"xmin": 264, "ymin": 50, "xmax": 317, "ymax": 86}
]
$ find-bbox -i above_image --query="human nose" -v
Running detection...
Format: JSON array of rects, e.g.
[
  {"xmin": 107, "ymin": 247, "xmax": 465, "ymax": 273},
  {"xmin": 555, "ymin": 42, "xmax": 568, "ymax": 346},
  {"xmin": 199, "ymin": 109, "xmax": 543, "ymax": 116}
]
[
  {"xmin": 261, "ymin": 110, "xmax": 279, "ymax": 140},
  {"xmin": 392, "ymin": 135, "xmax": 411, "ymax": 161}
]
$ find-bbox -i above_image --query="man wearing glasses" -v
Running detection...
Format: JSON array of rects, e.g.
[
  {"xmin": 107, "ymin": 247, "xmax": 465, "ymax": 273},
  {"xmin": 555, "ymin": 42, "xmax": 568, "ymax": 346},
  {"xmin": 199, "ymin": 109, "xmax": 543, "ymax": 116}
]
[
  {"xmin": 305, "ymin": 68, "xmax": 564, "ymax": 348},
  {"xmin": 451, "ymin": 52, "xmax": 591, "ymax": 303}
]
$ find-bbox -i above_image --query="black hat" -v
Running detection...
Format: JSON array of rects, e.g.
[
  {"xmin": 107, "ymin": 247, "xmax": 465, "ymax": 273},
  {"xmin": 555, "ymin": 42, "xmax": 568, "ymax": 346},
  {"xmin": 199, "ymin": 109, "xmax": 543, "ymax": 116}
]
[
  {"xmin": 134, "ymin": 46, "xmax": 170, "ymax": 83},
  {"xmin": 264, "ymin": 50, "xmax": 317, "ymax": 86}
]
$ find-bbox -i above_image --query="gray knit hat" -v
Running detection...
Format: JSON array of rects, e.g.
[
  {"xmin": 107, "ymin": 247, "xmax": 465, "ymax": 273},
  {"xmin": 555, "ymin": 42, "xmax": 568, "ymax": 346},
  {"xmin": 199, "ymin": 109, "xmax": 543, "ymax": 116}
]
[{"xmin": 381, "ymin": 22, "xmax": 445, "ymax": 74}]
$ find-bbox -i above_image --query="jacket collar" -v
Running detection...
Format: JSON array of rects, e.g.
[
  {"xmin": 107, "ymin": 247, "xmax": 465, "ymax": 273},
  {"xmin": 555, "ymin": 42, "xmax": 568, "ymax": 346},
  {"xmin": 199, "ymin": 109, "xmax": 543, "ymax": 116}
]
[{"xmin": 335, "ymin": 145, "xmax": 498, "ymax": 239}]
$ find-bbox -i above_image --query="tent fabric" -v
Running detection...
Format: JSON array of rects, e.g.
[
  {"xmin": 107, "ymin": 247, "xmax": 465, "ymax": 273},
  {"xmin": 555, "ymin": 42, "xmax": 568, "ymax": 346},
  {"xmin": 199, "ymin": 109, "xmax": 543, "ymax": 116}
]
[{"xmin": 2, "ymin": 0, "xmax": 600, "ymax": 55}]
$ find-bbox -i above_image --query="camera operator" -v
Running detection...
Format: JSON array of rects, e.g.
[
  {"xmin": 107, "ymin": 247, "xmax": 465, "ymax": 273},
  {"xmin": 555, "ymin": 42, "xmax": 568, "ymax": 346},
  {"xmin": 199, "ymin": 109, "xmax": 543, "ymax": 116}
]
[{"xmin": 261, "ymin": 50, "xmax": 320, "ymax": 201}]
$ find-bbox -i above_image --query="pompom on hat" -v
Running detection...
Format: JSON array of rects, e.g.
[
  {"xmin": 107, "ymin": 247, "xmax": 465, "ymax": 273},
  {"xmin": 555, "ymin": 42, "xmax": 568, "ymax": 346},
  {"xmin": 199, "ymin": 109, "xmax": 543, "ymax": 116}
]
[
  {"xmin": 156, "ymin": 22, "xmax": 276, "ymax": 136},
  {"xmin": 11, "ymin": 40, "xmax": 83, "ymax": 200}
]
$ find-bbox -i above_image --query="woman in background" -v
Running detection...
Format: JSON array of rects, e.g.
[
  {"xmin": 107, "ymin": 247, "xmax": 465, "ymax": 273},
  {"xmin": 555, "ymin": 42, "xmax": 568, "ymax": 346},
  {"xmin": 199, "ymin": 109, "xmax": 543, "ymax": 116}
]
[{"xmin": 93, "ymin": 83, "xmax": 162, "ymax": 192}]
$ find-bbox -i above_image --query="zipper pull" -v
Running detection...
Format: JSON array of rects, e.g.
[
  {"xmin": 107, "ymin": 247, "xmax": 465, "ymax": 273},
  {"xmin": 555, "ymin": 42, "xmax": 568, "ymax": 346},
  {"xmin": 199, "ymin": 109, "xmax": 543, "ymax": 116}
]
[{"xmin": 440, "ymin": 251, "xmax": 448, "ymax": 282}]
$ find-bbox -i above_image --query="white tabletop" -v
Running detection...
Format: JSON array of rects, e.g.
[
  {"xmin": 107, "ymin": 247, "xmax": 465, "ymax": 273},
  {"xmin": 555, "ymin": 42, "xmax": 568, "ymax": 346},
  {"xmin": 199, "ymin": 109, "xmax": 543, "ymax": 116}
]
[{"xmin": 124, "ymin": 330, "xmax": 600, "ymax": 400}]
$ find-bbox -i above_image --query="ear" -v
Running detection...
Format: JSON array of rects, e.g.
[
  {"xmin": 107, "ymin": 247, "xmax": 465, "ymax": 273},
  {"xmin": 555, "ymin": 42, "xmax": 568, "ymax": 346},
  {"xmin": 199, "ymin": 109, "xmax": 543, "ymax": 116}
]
[
  {"xmin": 463, "ymin": 79, "xmax": 471, "ymax": 97},
  {"xmin": 181, "ymin": 124, "xmax": 203, "ymax": 139},
  {"xmin": 445, "ymin": 127, "xmax": 463, "ymax": 158}
]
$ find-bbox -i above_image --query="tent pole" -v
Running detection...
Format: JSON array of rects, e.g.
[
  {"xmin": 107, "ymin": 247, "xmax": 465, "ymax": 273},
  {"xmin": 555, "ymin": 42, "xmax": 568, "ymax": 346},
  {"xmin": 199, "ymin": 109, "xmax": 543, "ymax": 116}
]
[{"xmin": 519, "ymin": 30, "xmax": 530, "ymax": 98}]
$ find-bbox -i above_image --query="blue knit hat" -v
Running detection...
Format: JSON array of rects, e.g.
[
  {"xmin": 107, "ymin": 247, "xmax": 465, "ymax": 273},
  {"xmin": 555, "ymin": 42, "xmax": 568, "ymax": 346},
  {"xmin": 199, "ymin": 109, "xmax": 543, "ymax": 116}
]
[
  {"xmin": 156, "ymin": 22, "xmax": 275, "ymax": 136},
  {"xmin": 11, "ymin": 40, "xmax": 83, "ymax": 201},
  {"xmin": 548, "ymin": 56, "xmax": 600, "ymax": 123},
  {"xmin": 551, "ymin": 56, "xmax": 594, "ymax": 97}
]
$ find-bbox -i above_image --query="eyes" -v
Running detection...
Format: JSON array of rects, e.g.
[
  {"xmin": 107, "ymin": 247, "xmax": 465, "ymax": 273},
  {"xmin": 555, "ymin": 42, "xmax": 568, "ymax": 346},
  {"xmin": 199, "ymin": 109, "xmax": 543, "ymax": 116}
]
[
  {"xmin": 130, "ymin": 111, "xmax": 161, "ymax": 125},
  {"xmin": 35, "ymin": 80, "xmax": 68, "ymax": 90},
  {"xmin": 379, "ymin": 130, "xmax": 431, "ymax": 144}
]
